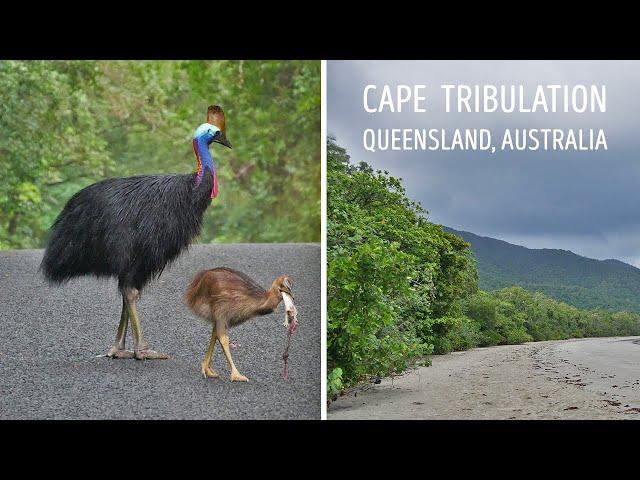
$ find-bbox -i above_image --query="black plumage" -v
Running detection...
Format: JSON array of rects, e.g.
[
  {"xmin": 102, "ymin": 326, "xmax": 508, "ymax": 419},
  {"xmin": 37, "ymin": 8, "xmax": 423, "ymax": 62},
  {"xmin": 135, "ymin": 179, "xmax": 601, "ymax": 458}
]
[
  {"xmin": 41, "ymin": 171, "xmax": 213, "ymax": 291},
  {"xmin": 40, "ymin": 105, "xmax": 231, "ymax": 360}
]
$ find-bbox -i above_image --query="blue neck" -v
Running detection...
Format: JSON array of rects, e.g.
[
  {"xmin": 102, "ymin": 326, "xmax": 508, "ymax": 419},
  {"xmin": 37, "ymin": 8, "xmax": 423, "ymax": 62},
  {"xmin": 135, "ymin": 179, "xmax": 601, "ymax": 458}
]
[{"xmin": 195, "ymin": 137, "xmax": 215, "ymax": 183}]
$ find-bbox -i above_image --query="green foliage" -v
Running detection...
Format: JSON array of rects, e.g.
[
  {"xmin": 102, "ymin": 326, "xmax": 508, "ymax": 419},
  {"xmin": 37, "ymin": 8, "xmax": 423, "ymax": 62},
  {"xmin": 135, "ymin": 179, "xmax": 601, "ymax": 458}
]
[
  {"xmin": 447, "ymin": 316, "xmax": 483, "ymax": 351},
  {"xmin": 0, "ymin": 61, "xmax": 112, "ymax": 249},
  {"xmin": 0, "ymin": 60, "xmax": 320, "ymax": 249},
  {"xmin": 327, "ymin": 137, "xmax": 476, "ymax": 387},
  {"xmin": 460, "ymin": 286, "xmax": 640, "ymax": 346},
  {"xmin": 327, "ymin": 367, "xmax": 344, "ymax": 399},
  {"xmin": 416, "ymin": 316, "xmax": 483, "ymax": 354}
]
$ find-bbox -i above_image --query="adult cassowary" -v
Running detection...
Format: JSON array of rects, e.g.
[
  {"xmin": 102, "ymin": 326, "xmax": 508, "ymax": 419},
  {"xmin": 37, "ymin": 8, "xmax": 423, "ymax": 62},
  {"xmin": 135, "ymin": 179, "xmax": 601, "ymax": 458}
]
[{"xmin": 40, "ymin": 105, "xmax": 231, "ymax": 360}]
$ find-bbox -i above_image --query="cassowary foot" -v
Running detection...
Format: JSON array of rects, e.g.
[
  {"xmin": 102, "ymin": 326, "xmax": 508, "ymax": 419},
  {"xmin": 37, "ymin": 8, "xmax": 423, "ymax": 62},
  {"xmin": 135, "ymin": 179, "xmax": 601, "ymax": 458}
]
[
  {"xmin": 134, "ymin": 349, "xmax": 169, "ymax": 360},
  {"xmin": 106, "ymin": 346, "xmax": 135, "ymax": 359},
  {"xmin": 201, "ymin": 362, "xmax": 220, "ymax": 379},
  {"xmin": 230, "ymin": 371, "xmax": 249, "ymax": 382}
]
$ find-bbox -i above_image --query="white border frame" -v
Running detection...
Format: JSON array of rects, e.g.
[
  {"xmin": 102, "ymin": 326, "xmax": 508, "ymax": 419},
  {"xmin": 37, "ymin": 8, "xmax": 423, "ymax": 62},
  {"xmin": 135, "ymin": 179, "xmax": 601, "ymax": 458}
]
[{"xmin": 320, "ymin": 59, "xmax": 327, "ymax": 419}]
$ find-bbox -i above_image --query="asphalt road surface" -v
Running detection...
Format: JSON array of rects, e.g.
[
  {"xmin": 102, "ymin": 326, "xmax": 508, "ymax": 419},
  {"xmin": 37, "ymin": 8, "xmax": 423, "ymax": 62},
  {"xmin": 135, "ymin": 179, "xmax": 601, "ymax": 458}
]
[
  {"xmin": 0, "ymin": 244, "xmax": 320, "ymax": 420},
  {"xmin": 329, "ymin": 337, "xmax": 640, "ymax": 420}
]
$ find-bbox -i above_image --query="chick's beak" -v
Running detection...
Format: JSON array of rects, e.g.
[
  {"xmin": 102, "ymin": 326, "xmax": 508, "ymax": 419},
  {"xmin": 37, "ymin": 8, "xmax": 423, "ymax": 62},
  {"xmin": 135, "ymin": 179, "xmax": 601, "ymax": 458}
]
[{"xmin": 281, "ymin": 286, "xmax": 294, "ymax": 300}]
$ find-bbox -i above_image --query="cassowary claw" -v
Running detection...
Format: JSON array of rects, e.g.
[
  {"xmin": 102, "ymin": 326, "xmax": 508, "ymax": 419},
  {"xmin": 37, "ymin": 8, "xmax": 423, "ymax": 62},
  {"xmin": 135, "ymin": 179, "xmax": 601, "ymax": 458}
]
[{"xmin": 230, "ymin": 371, "xmax": 249, "ymax": 382}]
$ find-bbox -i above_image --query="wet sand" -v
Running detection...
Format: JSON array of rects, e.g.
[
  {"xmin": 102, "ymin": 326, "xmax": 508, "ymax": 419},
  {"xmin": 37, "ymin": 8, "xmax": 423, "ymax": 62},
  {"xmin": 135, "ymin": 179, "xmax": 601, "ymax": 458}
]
[{"xmin": 328, "ymin": 337, "xmax": 640, "ymax": 420}]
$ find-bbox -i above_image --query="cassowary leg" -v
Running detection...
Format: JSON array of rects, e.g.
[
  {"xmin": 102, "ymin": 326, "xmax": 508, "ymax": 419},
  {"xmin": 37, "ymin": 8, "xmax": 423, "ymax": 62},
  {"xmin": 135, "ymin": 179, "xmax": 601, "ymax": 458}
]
[
  {"xmin": 125, "ymin": 288, "xmax": 169, "ymax": 360},
  {"xmin": 106, "ymin": 296, "xmax": 135, "ymax": 359},
  {"xmin": 217, "ymin": 322, "xmax": 248, "ymax": 382},
  {"xmin": 200, "ymin": 327, "xmax": 220, "ymax": 378}
]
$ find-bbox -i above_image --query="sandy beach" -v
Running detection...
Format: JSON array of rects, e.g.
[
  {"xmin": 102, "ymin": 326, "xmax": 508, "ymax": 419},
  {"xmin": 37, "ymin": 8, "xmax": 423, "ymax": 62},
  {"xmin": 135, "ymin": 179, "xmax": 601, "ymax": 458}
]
[{"xmin": 328, "ymin": 336, "xmax": 640, "ymax": 420}]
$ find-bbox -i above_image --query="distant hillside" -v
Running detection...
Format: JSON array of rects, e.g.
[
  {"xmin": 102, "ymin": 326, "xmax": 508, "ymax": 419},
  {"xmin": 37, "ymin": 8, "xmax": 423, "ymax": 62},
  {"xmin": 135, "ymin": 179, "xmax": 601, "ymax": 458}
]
[{"xmin": 445, "ymin": 227, "xmax": 640, "ymax": 312}]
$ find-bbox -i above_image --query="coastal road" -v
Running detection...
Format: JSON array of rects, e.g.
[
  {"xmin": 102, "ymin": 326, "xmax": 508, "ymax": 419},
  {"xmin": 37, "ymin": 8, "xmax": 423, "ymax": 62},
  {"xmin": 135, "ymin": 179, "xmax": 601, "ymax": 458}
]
[
  {"xmin": 328, "ymin": 337, "xmax": 640, "ymax": 420},
  {"xmin": 0, "ymin": 244, "xmax": 320, "ymax": 419}
]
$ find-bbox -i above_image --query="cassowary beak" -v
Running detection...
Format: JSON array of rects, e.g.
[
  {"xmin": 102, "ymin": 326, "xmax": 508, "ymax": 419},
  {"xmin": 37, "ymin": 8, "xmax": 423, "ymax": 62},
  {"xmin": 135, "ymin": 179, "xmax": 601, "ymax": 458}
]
[{"xmin": 214, "ymin": 133, "xmax": 232, "ymax": 149}]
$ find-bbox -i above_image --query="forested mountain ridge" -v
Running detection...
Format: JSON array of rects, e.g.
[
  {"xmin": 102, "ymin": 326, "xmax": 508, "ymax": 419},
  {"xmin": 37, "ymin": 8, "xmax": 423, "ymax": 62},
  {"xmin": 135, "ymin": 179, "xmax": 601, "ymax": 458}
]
[{"xmin": 445, "ymin": 227, "xmax": 640, "ymax": 312}]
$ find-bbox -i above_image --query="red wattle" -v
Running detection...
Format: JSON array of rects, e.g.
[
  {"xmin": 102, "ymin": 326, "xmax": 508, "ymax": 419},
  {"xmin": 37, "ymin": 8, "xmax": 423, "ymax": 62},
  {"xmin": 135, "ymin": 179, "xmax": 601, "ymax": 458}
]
[{"xmin": 211, "ymin": 173, "xmax": 218, "ymax": 199}]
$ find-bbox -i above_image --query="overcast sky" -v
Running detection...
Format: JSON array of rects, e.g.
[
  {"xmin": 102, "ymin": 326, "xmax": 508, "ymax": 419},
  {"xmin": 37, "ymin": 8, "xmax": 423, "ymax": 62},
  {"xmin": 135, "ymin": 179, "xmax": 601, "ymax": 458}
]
[{"xmin": 328, "ymin": 60, "xmax": 640, "ymax": 267}]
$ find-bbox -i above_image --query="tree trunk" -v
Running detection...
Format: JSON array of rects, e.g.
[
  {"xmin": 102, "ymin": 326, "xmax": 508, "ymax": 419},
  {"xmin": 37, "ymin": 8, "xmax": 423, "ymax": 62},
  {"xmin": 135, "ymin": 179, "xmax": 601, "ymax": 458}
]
[{"xmin": 7, "ymin": 213, "xmax": 19, "ymax": 236}]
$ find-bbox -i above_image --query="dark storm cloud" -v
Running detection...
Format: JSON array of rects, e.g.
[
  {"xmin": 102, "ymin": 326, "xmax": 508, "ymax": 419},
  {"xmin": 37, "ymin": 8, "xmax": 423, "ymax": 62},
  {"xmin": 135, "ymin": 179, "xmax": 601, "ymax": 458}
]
[{"xmin": 328, "ymin": 61, "xmax": 640, "ymax": 266}]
